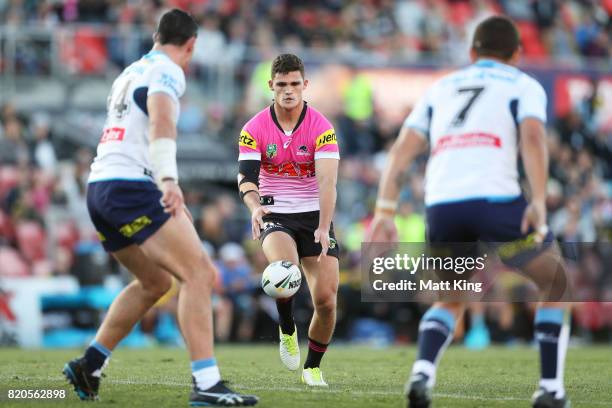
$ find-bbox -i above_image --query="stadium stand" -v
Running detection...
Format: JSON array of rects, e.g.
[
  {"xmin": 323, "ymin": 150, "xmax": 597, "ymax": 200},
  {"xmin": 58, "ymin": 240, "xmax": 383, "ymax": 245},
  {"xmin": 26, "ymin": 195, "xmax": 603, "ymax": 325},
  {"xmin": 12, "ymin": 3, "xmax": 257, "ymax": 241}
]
[{"xmin": 0, "ymin": 0, "xmax": 610, "ymax": 347}]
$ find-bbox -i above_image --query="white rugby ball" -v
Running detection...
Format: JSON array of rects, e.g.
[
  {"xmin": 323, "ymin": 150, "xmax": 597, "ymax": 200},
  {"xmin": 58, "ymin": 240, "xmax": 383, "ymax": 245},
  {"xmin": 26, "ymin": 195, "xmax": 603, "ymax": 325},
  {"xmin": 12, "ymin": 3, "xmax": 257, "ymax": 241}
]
[{"xmin": 261, "ymin": 260, "xmax": 302, "ymax": 299}]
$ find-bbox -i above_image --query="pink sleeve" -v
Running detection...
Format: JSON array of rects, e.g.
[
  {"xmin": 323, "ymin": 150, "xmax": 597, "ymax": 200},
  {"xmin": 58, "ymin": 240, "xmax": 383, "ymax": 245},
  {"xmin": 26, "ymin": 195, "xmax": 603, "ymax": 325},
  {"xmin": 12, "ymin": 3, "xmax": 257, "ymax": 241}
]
[
  {"xmin": 313, "ymin": 116, "xmax": 340, "ymax": 160},
  {"xmin": 238, "ymin": 121, "xmax": 261, "ymax": 161}
]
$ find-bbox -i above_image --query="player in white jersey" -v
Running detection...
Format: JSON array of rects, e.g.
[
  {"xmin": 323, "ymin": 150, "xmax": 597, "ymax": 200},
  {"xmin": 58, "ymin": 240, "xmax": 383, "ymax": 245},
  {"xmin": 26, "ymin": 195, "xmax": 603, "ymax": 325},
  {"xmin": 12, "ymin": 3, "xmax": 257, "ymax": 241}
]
[
  {"xmin": 368, "ymin": 16, "xmax": 570, "ymax": 408},
  {"xmin": 63, "ymin": 9, "xmax": 257, "ymax": 407}
]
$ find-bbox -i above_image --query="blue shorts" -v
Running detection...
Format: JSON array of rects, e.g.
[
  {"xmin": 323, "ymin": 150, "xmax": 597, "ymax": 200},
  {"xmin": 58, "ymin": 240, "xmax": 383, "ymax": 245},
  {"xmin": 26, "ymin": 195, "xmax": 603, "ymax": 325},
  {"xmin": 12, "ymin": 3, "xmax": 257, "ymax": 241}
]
[
  {"xmin": 426, "ymin": 196, "xmax": 553, "ymax": 267},
  {"xmin": 87, "ymin": 180, "xmax": 170, "ymax": 252}
]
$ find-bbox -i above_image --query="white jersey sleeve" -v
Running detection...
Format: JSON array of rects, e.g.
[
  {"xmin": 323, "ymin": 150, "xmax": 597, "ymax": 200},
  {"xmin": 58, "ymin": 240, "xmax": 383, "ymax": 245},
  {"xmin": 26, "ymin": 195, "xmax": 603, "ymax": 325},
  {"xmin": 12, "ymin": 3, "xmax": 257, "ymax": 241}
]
[
  {"xmin": 402, "ymin": 90, "xmax": 433, "ymax": 139},
  {"xmin": 147, "ymin": 61, "xmax": 186, "ymax": 103},
  {"xmin": 88, "ymin": 51, "xmax": 186, "ymax": 183},
  {"xmin": 517, "ymin": 76, "xmax": 547, "ymax": 124}
]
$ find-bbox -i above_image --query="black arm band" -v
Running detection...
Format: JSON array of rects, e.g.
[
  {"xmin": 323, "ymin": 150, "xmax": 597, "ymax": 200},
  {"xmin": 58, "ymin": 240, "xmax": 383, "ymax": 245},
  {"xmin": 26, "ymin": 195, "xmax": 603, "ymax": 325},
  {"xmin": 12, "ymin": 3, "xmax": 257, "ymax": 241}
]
[
  {"xmin": 239, "ymin": 189, "xmax": 259, "ymax": 201},
  {"xmin": 238, "ymin": 160, "xmax": 260, "ymax": 187}
]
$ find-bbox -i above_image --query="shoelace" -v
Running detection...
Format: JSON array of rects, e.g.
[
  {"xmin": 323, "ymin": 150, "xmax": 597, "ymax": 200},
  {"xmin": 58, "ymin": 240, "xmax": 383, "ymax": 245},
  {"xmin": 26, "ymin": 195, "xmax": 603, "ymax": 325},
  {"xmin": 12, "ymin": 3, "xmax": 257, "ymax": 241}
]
[
  {"xmin": 308, "ymin": 368, "xmax": 322, "ymax": 382},
  {"xmin": 281, "ymin": 335, "xmax": 298, "ymax": 355}
]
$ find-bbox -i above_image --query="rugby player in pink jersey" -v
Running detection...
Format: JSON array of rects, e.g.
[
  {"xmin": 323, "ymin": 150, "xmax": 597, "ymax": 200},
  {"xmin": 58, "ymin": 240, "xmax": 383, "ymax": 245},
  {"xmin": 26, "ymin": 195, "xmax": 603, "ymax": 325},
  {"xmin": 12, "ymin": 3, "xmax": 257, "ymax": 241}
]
[{"xmin": 238, "ymin": 54, "xmax": 340, "ymax": 387}]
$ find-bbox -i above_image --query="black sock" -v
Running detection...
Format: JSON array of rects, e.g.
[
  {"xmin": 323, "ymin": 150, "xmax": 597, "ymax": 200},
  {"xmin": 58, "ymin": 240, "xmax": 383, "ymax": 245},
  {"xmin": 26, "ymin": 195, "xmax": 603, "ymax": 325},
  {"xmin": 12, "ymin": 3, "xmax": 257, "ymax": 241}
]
[
  {"xmin": 534, "ymin": 308, "xmax": 567, "ymax": 397},
  {"xmin": 83, "ymin": 344, "xmax": 109, "ymax": 374},
  {"xmin": 276, "ymin": 297, "xmax": 295, "ymax": 335},
  {"xmin": 304, "ymin": 337, "xmax": 328, "ymax": 369},
  {"xmin": 416, "ymin": 309, "xmax": 454, "ymax": 364}
]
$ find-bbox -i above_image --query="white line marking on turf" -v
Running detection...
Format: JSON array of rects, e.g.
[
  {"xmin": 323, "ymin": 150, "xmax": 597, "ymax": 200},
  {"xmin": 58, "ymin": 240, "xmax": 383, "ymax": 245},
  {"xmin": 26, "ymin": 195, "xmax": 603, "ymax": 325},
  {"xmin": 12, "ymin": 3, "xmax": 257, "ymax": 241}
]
[{"xmin": 4, "ymin": 375, "xmax": 609, "ymax": 406}]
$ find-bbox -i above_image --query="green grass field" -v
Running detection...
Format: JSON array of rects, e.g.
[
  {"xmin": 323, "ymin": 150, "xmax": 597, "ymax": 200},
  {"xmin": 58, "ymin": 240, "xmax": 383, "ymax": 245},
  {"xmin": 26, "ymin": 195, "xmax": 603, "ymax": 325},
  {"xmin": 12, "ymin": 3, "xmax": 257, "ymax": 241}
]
[{"xmin": 0, "ymin": 345, "xmax": 610, "ymax": 407}]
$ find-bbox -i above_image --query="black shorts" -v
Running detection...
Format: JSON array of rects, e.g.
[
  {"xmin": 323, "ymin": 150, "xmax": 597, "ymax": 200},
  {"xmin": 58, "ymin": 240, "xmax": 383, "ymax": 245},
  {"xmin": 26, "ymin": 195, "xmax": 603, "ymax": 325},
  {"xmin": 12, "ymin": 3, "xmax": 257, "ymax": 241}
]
[
  {"xmin": 87, "ymin": 180, "xmax": 170, "ymax": 252},
  {"xmin": 426, "ymin": 196, "xmax": 553, "ymax": 267},
  {"xmin": 260, "ymin": 211, "xmax": 340, "ymax": 260}
]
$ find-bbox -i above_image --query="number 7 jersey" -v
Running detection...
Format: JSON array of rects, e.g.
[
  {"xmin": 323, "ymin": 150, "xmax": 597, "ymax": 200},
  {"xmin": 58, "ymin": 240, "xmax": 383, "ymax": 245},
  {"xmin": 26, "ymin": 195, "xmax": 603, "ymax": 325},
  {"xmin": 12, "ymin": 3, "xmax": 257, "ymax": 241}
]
[
  {"xmin": 404, "ymin": 59, "xmax": 547, "ymax": 206},
  {"xmin": 89, "ymin": 50, "xmax": 186, "ymax": 183}
]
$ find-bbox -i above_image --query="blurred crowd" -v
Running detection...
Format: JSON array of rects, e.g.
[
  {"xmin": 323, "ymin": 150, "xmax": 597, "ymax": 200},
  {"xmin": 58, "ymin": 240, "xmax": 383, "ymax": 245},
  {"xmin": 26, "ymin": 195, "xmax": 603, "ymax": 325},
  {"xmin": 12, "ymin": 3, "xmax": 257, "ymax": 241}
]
[
  {"xmin": 0, "ymin": 0, "xmax": 611, "ymax": 347},
  {"xmin": 0, "ymin": 0, "xmax": 610, "ymax": 70}
]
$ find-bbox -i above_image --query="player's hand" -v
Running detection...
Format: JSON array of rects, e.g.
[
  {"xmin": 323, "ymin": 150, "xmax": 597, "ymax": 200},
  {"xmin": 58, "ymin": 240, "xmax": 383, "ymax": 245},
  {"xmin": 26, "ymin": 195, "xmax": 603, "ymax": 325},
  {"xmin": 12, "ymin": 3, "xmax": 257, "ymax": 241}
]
[
  {"xmin": 251, "ymin": 206, "xmax": 271, "ymax": 240},
  {"xmin": 314, "ymin": 227, "xmax": 330, "ymax": 262},
  {"xmin": 521, "ymin": 200, "xmax": 548, "ymax": 243},
  {"xmin": 366, "ymin": 214, "xmax": 398, "ymax": 242},
  {"xmin": 160, "ymin": 179, "xmax": 184, "ymax": 217}
]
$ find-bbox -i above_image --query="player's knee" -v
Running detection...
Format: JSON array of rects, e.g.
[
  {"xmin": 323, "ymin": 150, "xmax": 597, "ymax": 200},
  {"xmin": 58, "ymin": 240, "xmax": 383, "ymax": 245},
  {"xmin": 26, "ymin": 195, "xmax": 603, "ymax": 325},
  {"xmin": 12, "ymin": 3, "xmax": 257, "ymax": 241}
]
[
  {"xmin": 313, "ymin": 292, "xmax": 336, "ymax": 316},
  {"xmin": 141, "ymin": 273, "xmax": 172, "ymax": 300},
  {"xmin": 178, "ymin": 253, "xmax": 216, "ymax": 289}
]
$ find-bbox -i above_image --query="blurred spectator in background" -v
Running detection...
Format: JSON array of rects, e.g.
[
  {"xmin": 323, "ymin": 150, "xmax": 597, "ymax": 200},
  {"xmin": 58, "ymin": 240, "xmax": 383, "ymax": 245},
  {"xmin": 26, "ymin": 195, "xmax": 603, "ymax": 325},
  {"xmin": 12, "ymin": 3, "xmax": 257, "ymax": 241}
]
[
  {"xmin": 30, "ymin": 112, "xmax": 57, "ymax": 174},
  {"xmin": 216, "ymin": 242, "xmax": 257, "ymax": 342}
]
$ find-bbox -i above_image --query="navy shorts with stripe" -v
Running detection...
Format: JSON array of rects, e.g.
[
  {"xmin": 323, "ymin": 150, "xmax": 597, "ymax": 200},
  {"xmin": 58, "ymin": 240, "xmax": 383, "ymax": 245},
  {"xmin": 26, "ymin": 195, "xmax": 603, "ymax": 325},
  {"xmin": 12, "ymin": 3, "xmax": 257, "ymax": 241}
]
[
  {"xmin": 426, "ymin": 196, "xmax": 553, "ymax": 267},
  {"xmin": 87, "ymin": 180, "xmax": 170, "ymax": 252}
]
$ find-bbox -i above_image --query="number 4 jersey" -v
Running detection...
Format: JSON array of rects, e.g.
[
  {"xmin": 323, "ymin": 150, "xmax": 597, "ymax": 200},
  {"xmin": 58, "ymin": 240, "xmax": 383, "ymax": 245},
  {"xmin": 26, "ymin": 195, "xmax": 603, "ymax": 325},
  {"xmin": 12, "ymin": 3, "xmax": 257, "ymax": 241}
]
[
  {"xmin": 238, "ymin": 102, "xmax": 340, "ymax": 213},
  {"xmin": 89, "ymin": 50, "xmax": 185, "ymax": 183},
  {"xmin": 404, "ymin": 58, "xmax": 547, "ymax": 206}
]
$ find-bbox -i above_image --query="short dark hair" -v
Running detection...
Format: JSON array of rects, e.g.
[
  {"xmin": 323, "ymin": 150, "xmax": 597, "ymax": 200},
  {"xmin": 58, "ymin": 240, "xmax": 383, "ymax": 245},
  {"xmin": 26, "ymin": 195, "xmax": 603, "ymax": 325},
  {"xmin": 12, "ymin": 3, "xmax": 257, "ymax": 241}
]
[
  {"xmin": 471, "ymin": 16, "xmax": 520, "ymax": 60},
  {"xmin": 155, "ymin": 9, "xmax": 198, "ymax": 46},
  {"xmin": 271, "ymin": 54, "xmax": 305, "ymax": 79}
]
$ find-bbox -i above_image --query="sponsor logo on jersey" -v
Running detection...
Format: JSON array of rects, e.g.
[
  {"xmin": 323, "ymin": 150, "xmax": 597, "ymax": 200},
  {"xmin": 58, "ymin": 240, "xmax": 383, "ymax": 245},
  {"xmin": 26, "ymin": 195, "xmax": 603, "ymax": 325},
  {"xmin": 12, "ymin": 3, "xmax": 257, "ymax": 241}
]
[
  {"xmin": 119, "ymin": 215, "xmax": 152, "ymax": 238},
  {"xmin": 315, "ymin": 129, "xmax": 337, "ymax": 150},
  {"xmin": 99, "ymin": 127, "xmax": 125, "ymax": 144},
  {"xmin": 262, "ymin": 161, "xmax": 315, "ymax": 178},
  {"xmin": 239, "ymin": 130, "xmax": 257, "ymax": 149},
  {"xmin": 297, "ymin": 145, "xmax": 309, "ymax": 156},
  {"xmin": 431, "ymin": 132, "xmax": 501, "ymax": 155},
  {"xmin": 96, "ymin": 231, "xmax": 106, "ymax": 242},
  {"xmin": 266, "ymin": 143, "xmax": 278, "ymax": 159}
]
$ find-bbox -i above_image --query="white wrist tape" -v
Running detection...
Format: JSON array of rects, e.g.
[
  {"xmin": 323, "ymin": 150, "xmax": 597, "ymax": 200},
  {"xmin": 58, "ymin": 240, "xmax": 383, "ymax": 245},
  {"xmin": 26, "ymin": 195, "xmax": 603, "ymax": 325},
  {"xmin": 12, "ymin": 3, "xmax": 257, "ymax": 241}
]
[
  {"xmin": 376, "ymin": 198, "xmax": 398, "ymax": 211},
  {"xmin": 149, "ymin": 137, "xmax": 178, "ymax": 184}
]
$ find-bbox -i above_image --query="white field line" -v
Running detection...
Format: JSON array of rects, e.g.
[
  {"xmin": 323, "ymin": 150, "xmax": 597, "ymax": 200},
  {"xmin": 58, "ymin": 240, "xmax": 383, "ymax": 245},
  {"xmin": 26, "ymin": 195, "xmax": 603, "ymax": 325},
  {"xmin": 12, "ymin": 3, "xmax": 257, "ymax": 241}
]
[{"xmin": 1, "ymin": 375, "xmax": 608, "ymax": 406}]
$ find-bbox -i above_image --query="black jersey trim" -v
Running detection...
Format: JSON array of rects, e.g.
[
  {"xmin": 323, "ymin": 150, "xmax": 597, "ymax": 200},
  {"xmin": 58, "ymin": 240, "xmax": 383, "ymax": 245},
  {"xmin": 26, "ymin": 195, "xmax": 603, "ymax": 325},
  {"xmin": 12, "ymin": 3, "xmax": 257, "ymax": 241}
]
[{"xmin": 270, "ymin": 101, "xmax": 308, "ymax": 134}]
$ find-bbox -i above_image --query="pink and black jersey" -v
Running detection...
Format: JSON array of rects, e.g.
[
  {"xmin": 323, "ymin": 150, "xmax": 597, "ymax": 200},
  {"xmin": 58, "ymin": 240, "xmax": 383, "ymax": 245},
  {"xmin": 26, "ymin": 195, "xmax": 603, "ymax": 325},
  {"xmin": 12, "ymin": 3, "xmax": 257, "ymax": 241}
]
[{"xmin": 238, "ymin": 102, "xmax": 340, "ymax": 213}]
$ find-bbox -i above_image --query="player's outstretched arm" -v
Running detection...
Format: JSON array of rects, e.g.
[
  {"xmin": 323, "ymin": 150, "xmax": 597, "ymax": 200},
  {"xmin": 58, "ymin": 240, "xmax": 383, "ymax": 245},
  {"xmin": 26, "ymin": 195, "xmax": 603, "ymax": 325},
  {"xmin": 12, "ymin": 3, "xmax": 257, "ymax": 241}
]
[
  {"xmin": 367, "ymin": 127, "xmax": 427, "ymax": 242},
  {"xmin": 315, "ymin": 158, "xmax": 339, "ymax": 261},
  {"xmin": 238, "ymin": 161, "xmax": 269, "ymax": 239},
  {"xmin": 147, "ymin": 93, "xmax": 183, "ymax": 217},
  {"xmin": 519, "ymin": 117, "xmax": 549, "ymax": 240}
]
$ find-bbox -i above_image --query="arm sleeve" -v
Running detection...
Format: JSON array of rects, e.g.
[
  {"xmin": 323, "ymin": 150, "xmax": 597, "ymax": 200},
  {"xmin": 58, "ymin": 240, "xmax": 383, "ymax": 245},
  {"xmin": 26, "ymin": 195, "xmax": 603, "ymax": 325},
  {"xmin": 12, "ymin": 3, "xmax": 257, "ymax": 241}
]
[
  {"xmin": 313, "ymin": 116, "xmax": 340, "ymax": 160},
  {"xmin": 148, "ymin": 62, "xmax": 186, "ymax": 103},
  {"xmin": 238, "ymin": 125, "xmax": 261, "ymax": 161},
  {"xmin": 518, "ymin": 76, "xmax": 547, "ymax": 125},
  {"xmin": 238, "ymin": 160, "xmax": 260, "ymax": 186},
  {"xmin": 402, "ymin": 91, "xmax": 432, "ymax": 139},
  {"xmin": 314, "ymin": 128, "xmax": 340, "ymax": 160}
]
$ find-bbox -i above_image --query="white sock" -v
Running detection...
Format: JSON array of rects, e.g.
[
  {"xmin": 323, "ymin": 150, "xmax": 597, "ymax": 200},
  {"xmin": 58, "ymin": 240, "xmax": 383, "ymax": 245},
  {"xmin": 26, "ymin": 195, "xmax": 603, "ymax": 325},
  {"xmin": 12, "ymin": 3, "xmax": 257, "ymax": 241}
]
[
  {"xmin": 192, "ymin": 364, "xmax": 221, "ymax": 390},
  {"xmin": 411, "ymin": 360, "xmax": 437, "ymax": 388},
  {"xmin": 539, "ymin": 379, "xmax": 565, "ymax": 399}
]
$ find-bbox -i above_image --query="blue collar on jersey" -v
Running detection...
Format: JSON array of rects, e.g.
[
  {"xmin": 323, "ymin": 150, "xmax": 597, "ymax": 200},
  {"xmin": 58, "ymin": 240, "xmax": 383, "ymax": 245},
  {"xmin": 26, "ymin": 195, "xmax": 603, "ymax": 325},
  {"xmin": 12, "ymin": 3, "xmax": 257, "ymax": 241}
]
[
  {"xmin": 473, "ymin": 58, "xmax": 517, "ymax": 72},
  {"xmin": 143, "ymin": 50, "xmax": 168, "ymax": 59}
]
